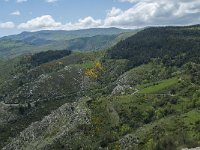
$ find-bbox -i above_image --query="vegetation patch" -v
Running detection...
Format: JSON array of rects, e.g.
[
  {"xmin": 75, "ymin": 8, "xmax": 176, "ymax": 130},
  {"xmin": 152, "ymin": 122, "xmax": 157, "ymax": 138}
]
[{"xmin": 139, "ymin": 77, "xmax": 179, "ymax": 94}]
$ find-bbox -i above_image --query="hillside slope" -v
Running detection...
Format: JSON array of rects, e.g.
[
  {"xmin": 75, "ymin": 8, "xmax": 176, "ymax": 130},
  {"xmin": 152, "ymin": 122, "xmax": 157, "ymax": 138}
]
[
  {"xmin": 0, "ymin": 25, "xmax": 200, "ymax": 150},
  {"xmin": 108, "ymin": 25, "xmax": 200, "ymax": 68}
]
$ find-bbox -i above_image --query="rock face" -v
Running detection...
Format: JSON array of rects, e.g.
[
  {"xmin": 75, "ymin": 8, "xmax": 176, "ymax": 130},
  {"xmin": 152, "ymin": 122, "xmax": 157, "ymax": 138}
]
[
  {"xmin": 182, "ymin": 148, "xmax": 200, "ymax": 150},
  {"xmin": 3, "ymin": 65, "xmax": 83, "ymax": 104},
  {"xmin": 119, "ymin": 134, "xmax": 139, "ymax": 150},
  {"xmin": 0, "ymin": 103, "xmax": 18, "ymax": 125},
  {"xmin": 111, "ymin": 84, "xmax": 131, "ymax": 96},
  {"xmin": 111, "ymin": 84, "xmax": 126, "ymax": 96},
  {"xmin": 3, "ymin": 98, "xmax": 91, "ymax": 150}
]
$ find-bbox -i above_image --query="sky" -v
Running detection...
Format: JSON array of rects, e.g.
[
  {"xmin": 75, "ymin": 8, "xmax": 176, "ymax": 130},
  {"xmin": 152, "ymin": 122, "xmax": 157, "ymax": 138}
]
[{"xmin": 0, "ymin": 0, "xmax": 200, "ymax": 36}]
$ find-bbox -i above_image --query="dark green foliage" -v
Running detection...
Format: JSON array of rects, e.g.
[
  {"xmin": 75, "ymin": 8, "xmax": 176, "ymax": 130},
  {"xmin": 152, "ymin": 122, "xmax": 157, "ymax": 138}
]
[
  {"xmin": 194, "ymin": 120, "xmax": 200, "ymax": 132},
  {"xmin": 18, "ymin": 105, "xmax": 26, "ymax": 115},
  {"xmin": 30, "ymin": 49, "xmax": 71, "ymax": 66},
  {"xmin": 108, "ymin": 25, "xmax": 200, "ymax": 68}
]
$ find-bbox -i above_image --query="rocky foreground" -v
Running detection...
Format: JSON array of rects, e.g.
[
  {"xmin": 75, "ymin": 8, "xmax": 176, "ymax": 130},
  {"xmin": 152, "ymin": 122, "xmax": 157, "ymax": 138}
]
[{"xmin": 3, "ymin": 98, "xmax": 91, "ymax": 150}]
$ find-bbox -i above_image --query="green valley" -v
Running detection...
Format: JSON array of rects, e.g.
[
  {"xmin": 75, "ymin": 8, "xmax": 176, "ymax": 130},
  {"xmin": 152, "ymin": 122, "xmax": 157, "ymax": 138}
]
[{"xmin": 0, "ymin": 25, "xmax": 200, "ymax": 150}]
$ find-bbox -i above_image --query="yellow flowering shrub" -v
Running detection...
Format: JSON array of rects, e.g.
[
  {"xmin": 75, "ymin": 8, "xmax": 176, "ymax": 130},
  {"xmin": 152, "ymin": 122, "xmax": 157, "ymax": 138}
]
[{"xmin": 85, "ymin": 61, "xmax": 104, "ymax": 79}]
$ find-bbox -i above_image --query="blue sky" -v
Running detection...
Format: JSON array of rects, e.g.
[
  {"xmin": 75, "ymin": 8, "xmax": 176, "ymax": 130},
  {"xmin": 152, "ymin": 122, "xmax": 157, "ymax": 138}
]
[{"xmin": 0, "ymin": 0, "xmax": 200, "ymax": 36}]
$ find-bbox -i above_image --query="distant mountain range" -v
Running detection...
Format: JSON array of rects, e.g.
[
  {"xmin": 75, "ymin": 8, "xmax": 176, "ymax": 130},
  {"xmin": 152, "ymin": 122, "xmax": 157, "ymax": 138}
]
[
  {"xmin": 0, "ymin": 28, "xmax": 138, "ymax": 58},
  {"xmin": 3, "ymin": 28, "xmax": 132, "ymax": 41}
]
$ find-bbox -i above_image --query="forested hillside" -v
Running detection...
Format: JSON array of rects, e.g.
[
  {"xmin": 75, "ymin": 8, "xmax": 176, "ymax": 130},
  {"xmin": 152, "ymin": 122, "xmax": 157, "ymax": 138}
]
[
  {"xmin": 0, "ymin": 25, "xmax": 200, "ymax": 150},
  {"xmin": 108, "ymin": 25, "xmax": 200, "ymax": 68}
]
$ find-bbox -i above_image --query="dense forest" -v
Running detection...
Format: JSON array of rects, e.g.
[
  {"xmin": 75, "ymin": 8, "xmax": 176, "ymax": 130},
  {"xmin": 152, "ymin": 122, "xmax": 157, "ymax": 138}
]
[
  {"xmin": 29, "ymin": 49, "xmax": 71, "ymax": 66},
  {"xmin": 108, "ymin": 25, "xmax": 200, "ymax": 68}
]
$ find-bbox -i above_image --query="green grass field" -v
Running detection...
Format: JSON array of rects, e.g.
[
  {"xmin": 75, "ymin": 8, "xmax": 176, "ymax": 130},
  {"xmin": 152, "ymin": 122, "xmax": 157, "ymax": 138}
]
[{"xmin": 139, "ymin": 77, "xmax": 179, "ymax": 94}]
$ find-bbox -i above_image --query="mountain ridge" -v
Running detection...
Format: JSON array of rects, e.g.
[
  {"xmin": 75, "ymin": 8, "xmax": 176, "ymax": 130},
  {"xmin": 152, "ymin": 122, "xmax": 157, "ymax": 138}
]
[
  {"xmin": 1, "ymin": 27, "xmax": 133, "ymax": 41},
  {"xmin": 0, "ymin": 28, "xmax": 138, "ymax": 59}
]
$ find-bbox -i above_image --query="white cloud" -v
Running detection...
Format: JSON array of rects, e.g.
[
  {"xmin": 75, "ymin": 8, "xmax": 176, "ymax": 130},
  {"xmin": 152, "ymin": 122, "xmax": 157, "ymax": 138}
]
[
  {"xmin": 0, "ymin": 22, "xmax": 15, "ymax": 29},
  {"xmin": 6, "ymin": 0, "xmax": 200, "ymax": 32},
  {"xmin": 10, "ymin": 10, "xmax": 21, "ymax": 16},
  {"xmin": 18, "ymin": 15, "xmax": 102, "ymax": 30},
  {"xmin": 105, "ymin": 0, "xmax": 200, "ymax": 28},
  {"xmin": 61, "ymin": 16, "xmax": 102, "ymax": 30},
  {"xmin": 16, "ymin": 0, "xmax": 27, "ymax": 3},
  {"xmin": 18, "ymin": 15, "xmax": 61, "ymax": 29},
  {"xmin": 107, "ymin": 7, "xmax": 123, "ymax": 17},
  {"xmin": 45, "ymin": 0, "xmax": 58, "ymax": 3}
]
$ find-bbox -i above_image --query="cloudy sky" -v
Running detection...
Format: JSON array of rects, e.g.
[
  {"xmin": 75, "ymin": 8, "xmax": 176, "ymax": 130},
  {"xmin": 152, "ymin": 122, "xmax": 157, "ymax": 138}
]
[{"xmin": 0, "ymin": 0, "xmax": 200, "ymax": 36}]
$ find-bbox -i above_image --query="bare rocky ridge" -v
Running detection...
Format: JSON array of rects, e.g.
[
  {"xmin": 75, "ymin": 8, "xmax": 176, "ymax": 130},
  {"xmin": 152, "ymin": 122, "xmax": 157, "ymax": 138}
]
[
  {"xmin": 182, "ymin": 148, "xmax": 200, "ymax": 150},
  {"xmin": 0, "ymin": 103, "xmax": 19, "ymax": 125},
  {"xmin": 3, "ymin": 98, "xmax": 91, "ymax": 150}
]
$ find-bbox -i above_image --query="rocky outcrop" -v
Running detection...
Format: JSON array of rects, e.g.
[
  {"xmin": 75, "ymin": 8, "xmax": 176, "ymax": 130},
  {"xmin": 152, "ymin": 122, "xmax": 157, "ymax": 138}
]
[
  {"xmin": 111, "ymin": 84, "xmax": 132, "ymax": 96},
  {"xmin": 119, "ymin": 134, "xmax": 140, "ymax": 150},
  {"xmin": 3, "ymin": 98, "xmax": 91, "ymax": 150},
  {"xmin": 3, "ymin": 64, "xmax": 83, "ymax": 104},
  {"xmin": 0, "ymin": 103, "xmax": 18, "ymax": 125},
  {"xmin": 182, "ymin": 148, "xmax": 200, "ymax": 150}
]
